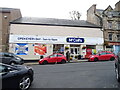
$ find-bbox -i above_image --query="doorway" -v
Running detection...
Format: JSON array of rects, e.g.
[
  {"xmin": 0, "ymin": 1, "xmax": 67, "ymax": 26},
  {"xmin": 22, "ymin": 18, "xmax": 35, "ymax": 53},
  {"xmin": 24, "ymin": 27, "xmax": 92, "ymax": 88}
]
[{"xmin": 70, "ymin": 45, "xmax": 80, "ymax": 57}]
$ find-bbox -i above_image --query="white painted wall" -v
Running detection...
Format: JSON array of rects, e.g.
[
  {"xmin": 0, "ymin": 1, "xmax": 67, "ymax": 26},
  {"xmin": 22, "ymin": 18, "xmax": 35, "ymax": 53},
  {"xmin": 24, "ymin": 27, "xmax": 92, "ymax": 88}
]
[{"xmin": 10, "ymin": 24, "xmax": 103, "ymax": 38}]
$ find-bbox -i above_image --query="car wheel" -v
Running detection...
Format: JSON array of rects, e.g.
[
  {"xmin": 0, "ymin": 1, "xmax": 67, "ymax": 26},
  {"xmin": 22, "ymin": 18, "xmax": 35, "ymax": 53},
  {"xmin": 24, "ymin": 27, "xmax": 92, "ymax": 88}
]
[
  {"xmin": 10, "ymin": 62, "xmax": 16, "ymax": 65},
  {"xmin": 61, "ymin": 60, "xmax": 66, "ymax": 64},
  {"xmin": 19, "ymin": 75, "xmax": 31, "ymax": 90},
  {"xmin": 94, "ymin": 58, "xmax": 98, "ymax": 62},
  {"xmin": 115, "ymin": 66, "xmax": 120, "ymax": 82},
  {"xmin": 110, "ymin": 57, "xmax": 115, "ymax": 61},
  {"xmin": 42, "ymin": 60, "xmax": 48, "ymax": 65}
]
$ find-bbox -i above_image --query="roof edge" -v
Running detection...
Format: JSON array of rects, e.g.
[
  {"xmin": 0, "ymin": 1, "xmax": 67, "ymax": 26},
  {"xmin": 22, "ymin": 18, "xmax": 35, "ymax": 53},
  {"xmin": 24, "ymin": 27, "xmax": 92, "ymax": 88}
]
[{"xmin": 10, "ymin": 22, "xmax": 102, "ymax": 28}]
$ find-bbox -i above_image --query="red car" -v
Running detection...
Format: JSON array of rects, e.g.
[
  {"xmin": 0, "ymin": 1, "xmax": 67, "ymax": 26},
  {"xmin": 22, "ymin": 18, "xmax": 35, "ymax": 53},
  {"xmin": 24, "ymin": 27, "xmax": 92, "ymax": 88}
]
[
  {"xmin": 88, "ymin": 51, "xmax": 116, "ymax": 62},
  {"xmin": 39, "ymin": 53, "xmax": 67, "ymax": 64}
]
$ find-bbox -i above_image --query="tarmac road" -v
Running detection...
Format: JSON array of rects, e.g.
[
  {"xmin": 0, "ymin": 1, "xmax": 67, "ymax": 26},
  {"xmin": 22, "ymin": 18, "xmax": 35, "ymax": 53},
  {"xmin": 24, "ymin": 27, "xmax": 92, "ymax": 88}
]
[{"xmin": 29, "ymin": 61, "xmax": 120, "ymax": 88}]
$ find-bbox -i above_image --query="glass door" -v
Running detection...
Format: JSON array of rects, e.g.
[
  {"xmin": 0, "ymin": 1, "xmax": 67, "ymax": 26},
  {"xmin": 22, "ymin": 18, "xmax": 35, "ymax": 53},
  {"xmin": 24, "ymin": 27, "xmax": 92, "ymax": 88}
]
[{"xmin": 70, "ymin": 47, "xmax": 80, "ymax": 56}]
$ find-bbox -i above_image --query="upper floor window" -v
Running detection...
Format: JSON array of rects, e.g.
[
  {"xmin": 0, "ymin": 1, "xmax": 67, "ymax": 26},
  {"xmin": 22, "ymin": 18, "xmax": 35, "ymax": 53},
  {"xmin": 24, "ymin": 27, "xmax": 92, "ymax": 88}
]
[
  {"xmin": 116, "ymin": 22, "xmax": 120, "ymax": 30},
  {"xmin": 108, "ymin": 33, "xmax": 113, "ymax": 41},
  {"xmin": 117, "ymin": 34, "xmax": 120, "ymax": 41},
  {"xmin": 108, "ymin": 22, "xmax": 112, "ymax": 29}
]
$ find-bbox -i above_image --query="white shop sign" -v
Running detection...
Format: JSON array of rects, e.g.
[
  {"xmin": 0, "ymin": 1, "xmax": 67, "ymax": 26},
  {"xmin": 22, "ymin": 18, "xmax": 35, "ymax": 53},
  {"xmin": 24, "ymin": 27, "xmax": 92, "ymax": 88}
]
[{"xmin": 9, "ymin": 35, "xmax": 104, "ymax": 45}]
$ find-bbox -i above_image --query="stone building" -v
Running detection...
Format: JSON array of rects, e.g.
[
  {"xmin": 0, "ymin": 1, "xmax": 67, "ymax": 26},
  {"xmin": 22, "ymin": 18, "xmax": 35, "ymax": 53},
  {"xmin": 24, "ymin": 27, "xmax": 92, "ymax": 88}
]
[
  {"xmin": 87, "ymin": 1, "xmax": 120, "ymax": 54},
  {"xmin": 0, "ymin": 7, "xmax": 22, "ymax": 52}
]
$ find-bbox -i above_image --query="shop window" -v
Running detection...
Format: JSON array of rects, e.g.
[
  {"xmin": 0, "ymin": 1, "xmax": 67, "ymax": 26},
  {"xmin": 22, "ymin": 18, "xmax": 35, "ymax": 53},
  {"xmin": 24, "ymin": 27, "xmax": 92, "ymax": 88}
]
[
  {"xmin": 86, "ymin": 45, "xmax": 96, "ymax": 49},
  {"xmin": 53, "ymin": 44, "xmax": 64, "ymax": 54},
  {"xmin": 106, "ymin": 45, "xmax": 113, "ymax": 52},
  {"xmin": 106, "ymin": 45, "xmax": 113, "ymax": 48}
]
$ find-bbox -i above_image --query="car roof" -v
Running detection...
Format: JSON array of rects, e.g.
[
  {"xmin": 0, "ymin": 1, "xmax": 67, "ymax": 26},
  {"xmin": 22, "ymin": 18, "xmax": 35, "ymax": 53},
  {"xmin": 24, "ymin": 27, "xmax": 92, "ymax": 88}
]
[
  {"xmin": 99, "ymin": 51, "xmax": 112, "ymax": 53},
  {"xmin": 0, "ymin": 63, "xmax": 13, "ymax": 67},
  {"xmin": 53, "ymin": 53, "xmax": 64, "ymax": 55}
]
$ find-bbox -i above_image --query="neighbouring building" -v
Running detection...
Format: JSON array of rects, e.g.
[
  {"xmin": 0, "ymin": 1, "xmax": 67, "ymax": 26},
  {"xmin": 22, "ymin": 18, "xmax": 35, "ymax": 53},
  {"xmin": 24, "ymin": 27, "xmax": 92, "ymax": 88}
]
[
  {"xmin": 0, "ymin": 7, "xmax": 22, "ymax": 52},
  {"xmin": 87, "ymin": 1, "xmax": 120, "ymax": 55},
  {"xmin": 9, "ymin": 17, "xmax": 104, "ymax": 60}
]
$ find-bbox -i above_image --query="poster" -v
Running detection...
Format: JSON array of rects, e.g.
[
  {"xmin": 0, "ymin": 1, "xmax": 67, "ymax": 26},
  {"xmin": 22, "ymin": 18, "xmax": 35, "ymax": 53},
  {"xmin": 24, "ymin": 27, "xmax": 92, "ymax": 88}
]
[
  {"xmin": 34, "ymin": 43, "xmax": 47, "ymax": 55},
  {"xmin": 15, "ymin": 43, "xmax": 28, "ymax": 55}
]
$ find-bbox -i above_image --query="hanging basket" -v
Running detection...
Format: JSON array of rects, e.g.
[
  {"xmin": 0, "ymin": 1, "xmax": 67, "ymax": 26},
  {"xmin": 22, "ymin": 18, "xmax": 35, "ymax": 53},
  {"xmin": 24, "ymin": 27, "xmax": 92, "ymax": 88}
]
[{"xmin": 65, "ymin": 46, "xmax": 69, "ymax": 50}]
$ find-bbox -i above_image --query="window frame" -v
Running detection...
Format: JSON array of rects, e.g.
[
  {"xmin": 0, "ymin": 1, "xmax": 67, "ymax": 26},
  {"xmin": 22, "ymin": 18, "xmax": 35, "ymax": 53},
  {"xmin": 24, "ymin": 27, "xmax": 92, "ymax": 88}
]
[{"xmin": 108, "ymin": 33, "xmax": 113, "ymax": 41}]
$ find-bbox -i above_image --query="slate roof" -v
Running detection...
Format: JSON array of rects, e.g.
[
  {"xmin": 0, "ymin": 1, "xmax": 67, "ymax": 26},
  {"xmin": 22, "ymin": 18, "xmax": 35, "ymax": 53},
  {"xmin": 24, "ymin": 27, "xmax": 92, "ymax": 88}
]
[
  {"xmin": 11, "ymin": 17, "xmax": 101, "ymax": 28},
  {"xmin": 96, "ymin": 9, "xmax": 104, "ymax": 14},
  {"xmin": 0, "ymin": 7, "xmax": 19, "ymax": 13}
]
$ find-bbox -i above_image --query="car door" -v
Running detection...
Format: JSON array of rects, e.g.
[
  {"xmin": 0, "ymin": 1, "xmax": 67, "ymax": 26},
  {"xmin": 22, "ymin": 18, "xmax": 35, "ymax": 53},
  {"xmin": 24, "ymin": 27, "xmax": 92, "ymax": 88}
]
[
  {"xmin": 106, "ymin": 52, "xmax": 113, "ymax": 60},
  {"xmin": 98, "ymin": 52, "xmax": 107, "ymax": 60},
  {"xmin": 48, "ymin": 54, "xmax": 57, "ymax": 63},
  {"xmin": 1, "ymin": 65, "xmax": 20, "ymax": 88},
  {"xmin": 118, "ymin": 53, "xmax": 120, "ymax": 73},
  {"xmin": 56, "ymin": 54, "xmax": 63, "ymax": 62}
]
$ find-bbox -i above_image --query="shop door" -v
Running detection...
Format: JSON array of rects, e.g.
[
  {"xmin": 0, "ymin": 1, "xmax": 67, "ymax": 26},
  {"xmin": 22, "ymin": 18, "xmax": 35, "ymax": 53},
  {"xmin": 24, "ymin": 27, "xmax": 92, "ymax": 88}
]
[{"xmin": 70, "ymin": 47, "xmax": 80, "ymax": 56}]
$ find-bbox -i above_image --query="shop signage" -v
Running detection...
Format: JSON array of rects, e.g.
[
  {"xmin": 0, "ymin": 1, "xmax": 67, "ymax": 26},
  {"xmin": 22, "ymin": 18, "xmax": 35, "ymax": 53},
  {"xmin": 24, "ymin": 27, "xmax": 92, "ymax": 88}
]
[
  {"xmin": 9, "ymin": 35, "xmax": 104, "ymax": 45},
  {"xmin": 15, "ymin": 43, "xmax": 28, "ymax": 55},
  {"xmin": 9, "ymin": 35, "xmax": 66, "ymax": 44},
  {"xmin": 66, "ymin": 38, "xmax": 84, "ymax": 43}
]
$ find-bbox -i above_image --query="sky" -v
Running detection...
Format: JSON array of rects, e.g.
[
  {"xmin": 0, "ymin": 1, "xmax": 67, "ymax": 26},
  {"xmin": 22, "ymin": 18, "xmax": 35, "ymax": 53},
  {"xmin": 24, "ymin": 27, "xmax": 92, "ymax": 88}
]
[{"xmin": 0, "ymin": 0, "xmax": 119, "ymax": 20}]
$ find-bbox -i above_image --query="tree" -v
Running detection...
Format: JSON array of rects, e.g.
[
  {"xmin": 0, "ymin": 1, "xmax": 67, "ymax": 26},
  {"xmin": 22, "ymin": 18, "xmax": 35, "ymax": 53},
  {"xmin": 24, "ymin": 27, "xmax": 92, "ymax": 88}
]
[{"xmin": 69, "ymin": 10, "xmax": 81, "ymax": 20}]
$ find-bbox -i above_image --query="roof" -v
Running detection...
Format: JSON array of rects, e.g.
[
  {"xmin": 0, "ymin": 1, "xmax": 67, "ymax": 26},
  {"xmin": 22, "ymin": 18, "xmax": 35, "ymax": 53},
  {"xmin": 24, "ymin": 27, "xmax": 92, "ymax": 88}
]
[
  {"xmin": 11, "ymin": 17, "xmax": 101, "ymax": 28},
  {"xmin": 96, "ymin": 9, "xmax": 104, "ymax": 13},
  {"xmin": 0, "ymin": 7, "xmax": 19, "ymax": 13}
]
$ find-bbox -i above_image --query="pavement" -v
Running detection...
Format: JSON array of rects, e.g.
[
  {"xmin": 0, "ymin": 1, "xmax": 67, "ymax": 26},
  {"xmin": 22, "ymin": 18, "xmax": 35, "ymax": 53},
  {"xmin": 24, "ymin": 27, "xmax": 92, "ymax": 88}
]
[{"xmin": 24, "ymin": 59, "xmax": 88, "ymax": 65}]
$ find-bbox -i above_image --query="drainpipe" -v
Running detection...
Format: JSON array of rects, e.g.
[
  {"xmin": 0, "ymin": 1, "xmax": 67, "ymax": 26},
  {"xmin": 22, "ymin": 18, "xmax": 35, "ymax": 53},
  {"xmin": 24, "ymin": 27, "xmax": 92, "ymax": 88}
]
[{"xmin": 94, "ymin": 12, "xmax": 105, "ymax": 50}]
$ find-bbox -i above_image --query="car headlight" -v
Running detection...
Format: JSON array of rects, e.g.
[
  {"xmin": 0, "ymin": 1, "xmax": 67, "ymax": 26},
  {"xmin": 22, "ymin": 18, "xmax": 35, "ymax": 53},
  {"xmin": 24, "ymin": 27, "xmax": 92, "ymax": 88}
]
[
  {"xmin": 15, "ymin": 57, "xmax": 21, "ymax": 60},
  {"xmin": 90, "ymin": 56, "xmax": 94, "ymax": 58}
]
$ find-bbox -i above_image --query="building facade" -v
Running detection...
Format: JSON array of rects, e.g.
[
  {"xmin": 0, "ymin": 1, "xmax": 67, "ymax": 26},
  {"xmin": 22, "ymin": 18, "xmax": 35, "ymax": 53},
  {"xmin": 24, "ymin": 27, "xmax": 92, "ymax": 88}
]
[
  {"xmin": 87, "ymin": 1, "xmax": 120, "ymax": 55},
  {"xmin": 9, "ymin": 17, "xmax": 104, "ymax": 60},
  {"xmin": 0, "ymin": 7, "xmax": 22, "ymax": 52}
]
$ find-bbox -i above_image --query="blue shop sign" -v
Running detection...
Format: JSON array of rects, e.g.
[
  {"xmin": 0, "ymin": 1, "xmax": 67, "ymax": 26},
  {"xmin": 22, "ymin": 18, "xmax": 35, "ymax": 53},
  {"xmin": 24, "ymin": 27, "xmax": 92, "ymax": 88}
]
[{"xmin": 66, "ymin": 38, "xmax": 84, "ymax": 43}]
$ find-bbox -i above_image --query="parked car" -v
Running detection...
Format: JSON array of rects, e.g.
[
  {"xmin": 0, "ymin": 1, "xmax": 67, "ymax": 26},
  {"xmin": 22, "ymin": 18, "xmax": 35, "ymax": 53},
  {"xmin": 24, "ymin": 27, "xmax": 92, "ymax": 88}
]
[
  {"xmin": 0, "ymin": 63, "xmax": 34, "ymax": 90},
  {"xmin": 115, "ymin": 52, "xmax": 120, "ymax": 82},
  {"xmin": 39, "ymin": 53, "xmax": 67, "ymax": 65},
  {"xmin": 88, "ymin": 51, "xmax": 116, "ymax": 62},
  {"xmin": 0, "ymin": 52, "xmax": 24, "ymax": 65}
]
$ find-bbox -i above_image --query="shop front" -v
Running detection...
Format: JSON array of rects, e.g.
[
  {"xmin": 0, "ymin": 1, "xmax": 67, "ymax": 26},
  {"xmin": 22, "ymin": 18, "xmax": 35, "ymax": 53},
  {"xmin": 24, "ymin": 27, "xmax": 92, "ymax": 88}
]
[
  {"xmin": 9, "ymin": 17, "xmax": 104, "ymax": 60},
  {"xmin": 9, "ymin": 35, "xmax": 104, "ymax": 60},
  {"xmin": 106, "ymin": 42, "xmax": 120, "ymax": 55}
]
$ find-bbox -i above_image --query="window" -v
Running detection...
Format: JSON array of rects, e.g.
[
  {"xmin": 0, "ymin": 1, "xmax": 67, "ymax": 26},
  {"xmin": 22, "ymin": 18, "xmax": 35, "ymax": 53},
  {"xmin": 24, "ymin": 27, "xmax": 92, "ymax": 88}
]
[
  {"xmin": 116, "ymin": 22, "xmax": 120, "ymax": 30},
  {"xmin": 100, "ymin": 52, "xmax": 106, "ymax": 55},
  {"xmin": 117, "ymin": 34, "xmax": 120, "ymax": 41},
  {"xmin": 53, "ymin": 44, "xmax": 64, "ymax": 54},
  {"xmin": 106, "ymin": 52, "xmax": 112, "ymax": 54},
  {"xmin": 57, "ymin": 55, "xmax": 62, "ymax": 57},
  {"xmin": 108, "ymin": 33, "xmax": 113, "ymax": 41},
  {"xmin": 108, "ymin": 22, "xmax": 112, "ymax": 29},
  {"xmin": 0, "ymin": 65, "xmax": 7, "ymax": 73},
  {"xmin": 50, "ymin": 54, "xmax": 57, "ymax": 58}
]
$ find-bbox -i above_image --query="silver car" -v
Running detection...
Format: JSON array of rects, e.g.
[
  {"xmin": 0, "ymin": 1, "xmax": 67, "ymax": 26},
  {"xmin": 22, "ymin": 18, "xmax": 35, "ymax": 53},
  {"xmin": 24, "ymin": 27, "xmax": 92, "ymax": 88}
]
[{"xmin": 0, "ymin": 52, "xmax": 24, "ymax": 65}]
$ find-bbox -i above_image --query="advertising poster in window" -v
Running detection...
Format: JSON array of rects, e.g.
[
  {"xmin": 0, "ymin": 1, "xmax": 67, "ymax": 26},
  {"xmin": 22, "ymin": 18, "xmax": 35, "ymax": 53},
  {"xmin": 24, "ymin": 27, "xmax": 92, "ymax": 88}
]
[
  {"xmin": 34, "ymin": 43, "xmax": 47, "ymax": 55},
  {"xmin": 15, "ymin": 43, "xmax": 28, "ymax": 55}
]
